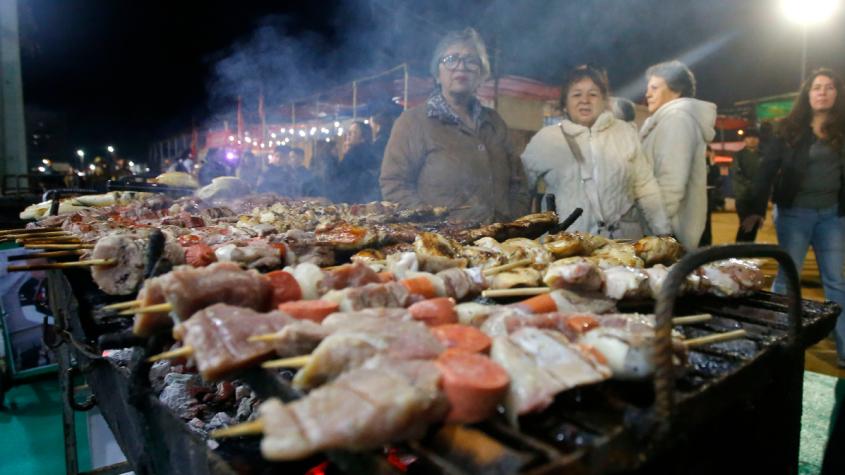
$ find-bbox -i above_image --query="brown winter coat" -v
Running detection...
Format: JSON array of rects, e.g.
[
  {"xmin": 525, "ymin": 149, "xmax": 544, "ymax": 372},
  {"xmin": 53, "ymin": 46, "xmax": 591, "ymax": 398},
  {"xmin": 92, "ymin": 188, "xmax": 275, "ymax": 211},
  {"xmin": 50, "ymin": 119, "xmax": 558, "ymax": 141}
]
[{"xmin": 380, "ymin": 104, "xmax": 531, "ymax": 224}]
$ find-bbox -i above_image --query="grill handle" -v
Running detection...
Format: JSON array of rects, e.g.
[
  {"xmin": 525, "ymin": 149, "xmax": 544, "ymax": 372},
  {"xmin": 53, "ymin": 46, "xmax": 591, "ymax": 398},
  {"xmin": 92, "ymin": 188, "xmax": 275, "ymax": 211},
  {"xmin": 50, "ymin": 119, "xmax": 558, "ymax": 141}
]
[{"xmin": 651, "ymin": 244, "xmax": 802, "ymax": 438}]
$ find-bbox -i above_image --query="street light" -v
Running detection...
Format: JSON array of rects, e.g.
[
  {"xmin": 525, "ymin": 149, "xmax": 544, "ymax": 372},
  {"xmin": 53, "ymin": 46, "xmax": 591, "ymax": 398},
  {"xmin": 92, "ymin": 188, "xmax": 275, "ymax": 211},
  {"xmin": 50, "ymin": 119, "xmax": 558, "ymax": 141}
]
[
  {"xmin": 107, "ymin": 145, "xmax": 115, "ymax": 153},
  {"xmin": 76, "ymin": 149, "xmax": 85, "ymax": 159},
  {"xmin": 781, "ymin": 0, "xmax": 840, "ymax": 83}
]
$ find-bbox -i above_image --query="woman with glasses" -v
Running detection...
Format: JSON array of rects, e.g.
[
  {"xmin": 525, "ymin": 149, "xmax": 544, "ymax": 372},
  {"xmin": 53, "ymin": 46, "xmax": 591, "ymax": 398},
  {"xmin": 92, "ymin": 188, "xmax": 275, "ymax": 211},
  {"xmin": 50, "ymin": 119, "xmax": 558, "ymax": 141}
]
[
  {"xmin": 520, "ymin": 65, "xmax": 670, "ymax": 239},
  {"xmin": 380, "ymin": 28, "xmax": 530, "ymax": 224},
  {"xmin": 745, "ymin": 68, "xmax": 845, "ymax": 366}
]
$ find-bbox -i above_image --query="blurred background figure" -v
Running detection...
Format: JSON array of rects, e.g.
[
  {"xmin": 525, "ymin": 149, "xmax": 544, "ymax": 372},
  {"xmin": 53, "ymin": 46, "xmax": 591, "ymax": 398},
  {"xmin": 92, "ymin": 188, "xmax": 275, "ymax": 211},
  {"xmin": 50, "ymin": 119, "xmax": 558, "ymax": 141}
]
[
  {"xmin": 699, "ymin": 146, "xmax": 724, "ymax": 246},
  {"xmin": 335, "ymin": 120, "xmax": 380, "ymax": 203},
  {"xmin": 198, "ymin": 148, "xmax": 233, "ymax": 186},
  {"xmin": 310, "ymin": 139, "xmax": 339, "ymax": 197},
  {"xmin": 63, "ymin": 168, "xmax": 80, "ymax": 189},
  {"xmin": 236, "ymin": 150, "xmax": 262, "ymax": 189},
  {"xmin": 257, "ymin": 145, "xmax": 291, "ymax": 194},
  {"xmin": 371, "ymin": 109, "xmax": 399, "ymax": 163},
  {"xmin": 730, "ymin": 127, "xmax": 762, "ymax": 242},
  {"xmin": 112, "ymin": 158, "xmax": 132, "ymax": 180},
  {"xmin": 610, "ymin": 96, "xmax": 637, "ymax": 124},
  {"xmin": 167, "ymin": 149, "xmax": 196, "ymax": 174},
  {"xmin": 87, "ymin": 156, "xmax": 110, "ymax": 191}
]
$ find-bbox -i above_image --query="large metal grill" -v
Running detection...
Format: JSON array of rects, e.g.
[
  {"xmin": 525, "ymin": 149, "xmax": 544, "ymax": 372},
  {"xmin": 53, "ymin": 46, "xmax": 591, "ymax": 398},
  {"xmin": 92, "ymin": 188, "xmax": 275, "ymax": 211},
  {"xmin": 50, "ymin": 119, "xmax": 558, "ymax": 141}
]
[{"xmin": 44, "ymin": 243, "xmax": 838, "ymax": 475}]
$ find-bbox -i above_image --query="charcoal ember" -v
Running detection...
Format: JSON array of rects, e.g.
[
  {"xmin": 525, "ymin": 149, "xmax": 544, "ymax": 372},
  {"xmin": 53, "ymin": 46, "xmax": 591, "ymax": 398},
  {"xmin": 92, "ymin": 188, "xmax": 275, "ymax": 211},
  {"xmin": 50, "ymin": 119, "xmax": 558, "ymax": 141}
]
[
  {"xmin": 187, "ymin": 417, "xmax": 206, "ymax": 435},
  {"xmin": 149, "ymin": 360, "xmax": 173, "ymax": 392},
  {"xmin": 214, "ymin": 381, "xmax": 236, "ymax": 404},
  {"xmin": 236, "ymin": 394, "xmax": 258, "ymax": 422},
  {"xmin": 159, "ymin": 373, "xmax": 204, "ymax": 419},
  {"xmin": 710, "ymin": 339, "xmax": 758, "ymax": 358},
  {"xmin": 105, "ymin": 349, "xmax": 135, "ymax": 366},
  {"xmin": 234, "ymin": 384, "xmax": 252, "ymax": 401},
  {"xmin": 206, "ymin": 412, "xmax": 236, "ymax": 432}
]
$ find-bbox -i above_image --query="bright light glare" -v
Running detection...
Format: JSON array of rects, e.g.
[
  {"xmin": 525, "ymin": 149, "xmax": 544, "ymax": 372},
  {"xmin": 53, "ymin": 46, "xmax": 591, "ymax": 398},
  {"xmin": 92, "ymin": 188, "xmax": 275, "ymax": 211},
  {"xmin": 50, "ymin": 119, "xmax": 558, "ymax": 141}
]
[
  {"xmin": 781, "ymin": 0, "xmax": 839, "ymax": 25},
  {"xmin": 270, "ymin": 132, "xmax": 277, "ymax": 138},
  {"xmin": 37, "ymin": 166, "xmax": 46, "ymax": 172},
  {"xmin": 76, "ymin": 149, "xmax": 85, "ymax": 158},
  {"xmin": 107, "ymin": 145, "xmax": 115, "ymax": 153},
  {"xmin": 42, "ymin": 159, "xmax": 50, "ymax": 165},
  {"xmin": 128, "ymin": 161, "xmax": 135, "ymax": 167},
  {"xmin": 228, "ymin": 135, "xmax": 235, "ymax": 142},
  {"xmin": 738, "ymin": 130, "xmax": 745, "ymax": 136},
  {"xmin": 88, "ymin": 164, "xmax": 96, "ymax": 171},
  {"xmin": 245, "ymin": 137, "xmax": 252, "ymax": 144}
]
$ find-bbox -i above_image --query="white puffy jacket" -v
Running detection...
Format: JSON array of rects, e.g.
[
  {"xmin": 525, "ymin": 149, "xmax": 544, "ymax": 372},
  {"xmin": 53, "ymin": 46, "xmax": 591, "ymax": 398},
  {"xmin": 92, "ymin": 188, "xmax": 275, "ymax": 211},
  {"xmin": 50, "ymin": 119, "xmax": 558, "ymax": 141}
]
[
  {"xmin": 640, "ymin": 98, "xmax": 717, "ymax": 250},
  {"xmin": 521, "ymin": 111, "xmax": 671, "ymax": 239}
]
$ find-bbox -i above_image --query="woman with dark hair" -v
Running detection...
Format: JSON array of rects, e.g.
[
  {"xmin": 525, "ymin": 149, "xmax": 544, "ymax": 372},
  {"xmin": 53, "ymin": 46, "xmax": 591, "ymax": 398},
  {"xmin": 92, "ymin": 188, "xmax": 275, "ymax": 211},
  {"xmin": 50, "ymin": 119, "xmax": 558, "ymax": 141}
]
[
  {"xmin": 640, "ymin": 60, "xmax": 717, "ymax": 249},
  {"xmin": 380, "ymin": 27, "xmax": 530, "ymax": 223},
  {"xmin": 521, "ymin": 65, "xmax": 670, "ymax": 238},
  {"xmin": 745, "ymin": 68, "xmax": 845, "ymax": 365}
]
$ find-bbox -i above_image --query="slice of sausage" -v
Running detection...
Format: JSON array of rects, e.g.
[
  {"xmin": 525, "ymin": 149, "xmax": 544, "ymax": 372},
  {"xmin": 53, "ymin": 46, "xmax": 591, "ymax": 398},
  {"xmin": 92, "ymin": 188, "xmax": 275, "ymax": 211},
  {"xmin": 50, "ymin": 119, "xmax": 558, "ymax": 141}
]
[
  {"xmin": 509, "ymin": 293, "xmax": 556, "ymax": 314},
  {"xmin": 399, "ymin": 276, "xmax": 438, "ymax": 299},
  {"xmin": 408, "ymin": 297, "xmax": 458, "ymax": 326},
  {"xmin": 185, "ymin": 243, "xmax": 217, "ymax": 267},
  {"xmin": 265, "ymin": 270, "xmax": 304, "ymax": 307},
  {"xmin": 277, "ymin": 300, "xmax": 340, "ymax": 323},
  {"xmin": 436, "ymin": 349, "xmax": 510, "ymax": 424},
  {"xmin": 431, "ymin": 324, "xmax": 492, "ymax": 353}
]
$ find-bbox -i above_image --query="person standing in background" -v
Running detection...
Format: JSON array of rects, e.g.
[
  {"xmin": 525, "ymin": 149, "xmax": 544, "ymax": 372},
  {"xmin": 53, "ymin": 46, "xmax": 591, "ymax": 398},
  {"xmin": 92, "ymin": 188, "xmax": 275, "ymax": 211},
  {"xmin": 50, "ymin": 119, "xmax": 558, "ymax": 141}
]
[
  {"xmin": 371, "ymin": 109, "xmax": 398, "ymax": 163},
  {"xmin": 640, "ymin": 60, "xmax": 717, "ymax": 250},
  {"xmin": 745, "ymin": 68, "xmax": 845, "ymax": 367},
  {"xmin": 335, "ymin": 121, "xmax": 381, "ymax": 203},
  {"xmin": 731, "ymin": 127, "xmax": 762, "ymax": 241},
  {"xmin": 236, "ymin": 151, "xmax": 262, "ymax": 189},
  {"xmin": 380, "ymin": 27, "xmax": 530, "ymax": 223}
]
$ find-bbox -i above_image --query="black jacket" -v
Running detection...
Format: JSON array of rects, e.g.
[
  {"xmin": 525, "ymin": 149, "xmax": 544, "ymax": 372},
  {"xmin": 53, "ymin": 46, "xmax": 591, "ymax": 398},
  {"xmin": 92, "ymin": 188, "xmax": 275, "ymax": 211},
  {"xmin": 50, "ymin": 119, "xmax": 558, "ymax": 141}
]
[
  {"xmin": 334, "ymin": 143, "xmax": 381, "ymax": 203},
  {"xmin": 751, "ymin": 131, "xmax": 845, "ymax": 216}
]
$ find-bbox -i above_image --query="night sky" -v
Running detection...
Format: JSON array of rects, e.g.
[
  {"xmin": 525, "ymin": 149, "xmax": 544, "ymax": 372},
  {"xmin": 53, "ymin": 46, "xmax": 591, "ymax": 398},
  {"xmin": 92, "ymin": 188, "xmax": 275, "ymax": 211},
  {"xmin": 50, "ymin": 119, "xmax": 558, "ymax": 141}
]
[{"xmin": 18, "ymin": 0, "xmax": 845, "ymax": 163}]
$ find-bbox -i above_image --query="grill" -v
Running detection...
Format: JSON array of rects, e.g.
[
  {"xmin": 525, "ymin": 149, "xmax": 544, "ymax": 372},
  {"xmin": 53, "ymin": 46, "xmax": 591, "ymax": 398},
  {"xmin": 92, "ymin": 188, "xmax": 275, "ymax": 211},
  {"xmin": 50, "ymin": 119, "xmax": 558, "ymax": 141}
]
[{"xmin": 44, "ymin": 243, "xmax": 838, "ymax": 475}]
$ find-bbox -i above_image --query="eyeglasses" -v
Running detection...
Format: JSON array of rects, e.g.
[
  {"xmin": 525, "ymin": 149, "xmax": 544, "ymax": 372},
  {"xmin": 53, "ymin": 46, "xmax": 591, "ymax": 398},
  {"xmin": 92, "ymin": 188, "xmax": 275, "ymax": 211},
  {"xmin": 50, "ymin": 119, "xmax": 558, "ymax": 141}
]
[{"xmin": 439, "ymin": 53, "xmax": 483, "ymax": 72}]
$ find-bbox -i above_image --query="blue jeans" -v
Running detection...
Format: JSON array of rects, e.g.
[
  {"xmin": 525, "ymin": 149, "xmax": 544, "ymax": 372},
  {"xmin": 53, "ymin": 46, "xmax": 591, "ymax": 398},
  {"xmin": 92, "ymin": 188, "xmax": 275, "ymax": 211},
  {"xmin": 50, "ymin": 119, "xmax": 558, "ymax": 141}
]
[{"xmin": 772, "ymin": 205, "xmax": 845, "ymax": 360}]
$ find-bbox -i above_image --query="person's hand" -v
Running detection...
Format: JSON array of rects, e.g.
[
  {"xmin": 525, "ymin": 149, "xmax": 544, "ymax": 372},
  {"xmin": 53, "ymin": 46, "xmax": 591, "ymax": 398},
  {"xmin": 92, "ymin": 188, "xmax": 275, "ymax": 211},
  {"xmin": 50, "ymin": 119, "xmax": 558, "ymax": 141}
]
[{"xmin": 741, "ymin": 214, "xmax": 764, "ymax": 233}]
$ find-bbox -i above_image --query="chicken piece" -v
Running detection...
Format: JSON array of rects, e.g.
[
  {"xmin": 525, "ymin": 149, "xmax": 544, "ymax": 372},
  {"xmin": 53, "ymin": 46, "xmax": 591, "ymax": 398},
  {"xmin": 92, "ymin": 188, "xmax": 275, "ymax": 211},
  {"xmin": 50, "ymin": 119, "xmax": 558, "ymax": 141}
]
[
  {"xmin": 590, "ymin": 243, "xmax": 643, "ymax": 268},
  {"xmin": 436, "ymin": 267, "xmax": 485, "ymax": 301},
  {"xmin": 292, "ymin": 318, "xmax": 444, "ymax": 390},
  {"xmin": 314, "ymin": 222, "xmax": 379, "ymax": 251},
  {"xmin": 321, "ymin": 282, "xmax": 414, "ymax": 312},
  {"xmin": 385, "ymin": 251, "xmax": 419, "ymax": 280},
  {"xmin": 698, "ymin": 259, "xmax": 765, "ymax": 297},
  {"xmin": 602, "ymin": 266, "xmax": 650, "ymax": 300},
  {"xmin": 178, "ymin": 304, "xmax": 299, "ymax": 381},
  {"xmin": 543, "ymin": 257, "xmax": 604, "ymax": 291},
  {"xmin": 459, "ymin": 245, "xmax": 506, "ymax": 269},
  {"xmin": 544, "ymin": 231, "xmax": 610, "ymax": 258},
  {"xmin": 490, "ymin": 328, "xmax": 610, "ymax": 418},
  {"xmin": 414, "ymin": 232, "xmax": 467, "ymax": 272},
  {"xmin": 500, "ymin": 238, "xmax": 553, "ymax": 268},
  {"xmin": 643, "ymin": 264, "xmax": 670, "ymax": 299},
  {"xmin": 260, "ymin": 359, "xmax": 447, "ymax": 461},
  {"xmin": 316, "ymin": 261, "xmax": 382, "ymax": 294},
  {"xmin": 633, "ymin": 236, "xmax": 683, "ymax": 266},
  {"xmin": 489, "ymin": 267, "xmax": 542, "ymax": 289},
  {"xmin": 91, "ymin": 234, "xmax": 146, "ymax": 295}
]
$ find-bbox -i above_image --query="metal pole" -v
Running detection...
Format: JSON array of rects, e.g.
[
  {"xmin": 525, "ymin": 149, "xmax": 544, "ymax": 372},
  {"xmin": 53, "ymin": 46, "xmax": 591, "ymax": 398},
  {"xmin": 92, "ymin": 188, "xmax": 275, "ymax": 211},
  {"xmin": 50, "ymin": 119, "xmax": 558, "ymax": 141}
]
[
  {"xmin": 292, "ymin": 103, "xmax": 296, "ymax": 127},
  {"xmin": 352, "ymin": 81, "xmax": 358, "ymax": 119},
  {"xmin": 0, "ymin": 0, "xmax": 28, "ymax": 182},
  {"xmin": 403, "ymin": 64, "xmax": 409, "ymax": 111},
  {"xmin": 801, "ymin": 24, "xmax": 807, "ymax": 85}
]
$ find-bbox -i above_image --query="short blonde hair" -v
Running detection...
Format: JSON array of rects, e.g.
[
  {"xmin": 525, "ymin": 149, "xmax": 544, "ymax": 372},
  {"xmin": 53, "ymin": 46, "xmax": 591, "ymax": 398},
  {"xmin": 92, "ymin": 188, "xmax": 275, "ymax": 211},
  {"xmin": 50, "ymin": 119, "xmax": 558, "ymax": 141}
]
[{"xmin": 429, "ymin": 27, "xmax": 491, "ymax": 82}]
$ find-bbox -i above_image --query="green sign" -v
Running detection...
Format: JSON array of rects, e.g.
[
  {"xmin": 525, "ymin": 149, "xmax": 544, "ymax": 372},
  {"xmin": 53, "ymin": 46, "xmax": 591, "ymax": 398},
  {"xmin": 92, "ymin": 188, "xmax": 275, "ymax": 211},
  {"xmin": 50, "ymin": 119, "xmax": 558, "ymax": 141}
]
[{"xmin": 756, "ymin": 99, "xmax": 793, "ymax": 120}]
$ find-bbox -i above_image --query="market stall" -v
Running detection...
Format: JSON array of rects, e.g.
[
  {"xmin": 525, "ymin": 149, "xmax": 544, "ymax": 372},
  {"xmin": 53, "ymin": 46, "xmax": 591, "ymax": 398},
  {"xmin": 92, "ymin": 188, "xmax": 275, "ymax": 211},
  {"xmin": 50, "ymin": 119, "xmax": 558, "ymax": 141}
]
[{"xmin": 2, "ymin": 185, "xmax": 838, "ymax": 475}]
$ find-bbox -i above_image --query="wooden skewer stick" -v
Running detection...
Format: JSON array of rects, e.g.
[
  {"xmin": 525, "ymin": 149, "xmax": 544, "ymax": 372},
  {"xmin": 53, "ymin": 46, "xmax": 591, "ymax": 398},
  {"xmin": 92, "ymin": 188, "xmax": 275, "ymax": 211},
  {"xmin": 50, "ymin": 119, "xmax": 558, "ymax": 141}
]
[
  {"xmin": 0, "ymin": 227, "xmax": 62, "ymax": 235},
  {"xmin": 24, "ymin": 243, "xmax": 93, "ymax": 250},
  {"xmin": 18, "ymin": 238, "xmax": 82, "ymax": 245},
  {"xmin": 7, "ymin": 232, "xmax": 71, "ymax": 241},
  {"xmin": 482, "ymin": 258, "xmax": 533, "ymax": 277},
  {"xmin": 684, "ymin": 329, "xmax": 747, "ymax": 348},
  {"xmin": 261, "ymin": 354, "xmax": 311, "ymax": 369},
  {"xmin": 248, "ymin": 333, "xmax": 284, "ymax": 343},
  {"xmin": 211, "ymin": 419, "xmax": 265, "ymax": 439},
  {"xmin": 671, "ymin": 314, "xmax": 712, "ymax": 325},
  {"xmin": 146, "ymin": 345, "xmax": 194, "ymax": 363},
  {"xmin": 481, "ymin": 287, "xmax": 550, "ymax": 298},
  {"xmin": 7, "ymin": 259, "xmax": 116, "ymax": 272},
  {"xmin": 102, "ymin": 300, "xmax": 142, "ymax": 311},
  {"xmin": 7, "ymin": 250, "xmax": 85, "ymax": 260},
  {"xmin": 118, "ymin": 302, "xmax": 172, "ymax": 316}
]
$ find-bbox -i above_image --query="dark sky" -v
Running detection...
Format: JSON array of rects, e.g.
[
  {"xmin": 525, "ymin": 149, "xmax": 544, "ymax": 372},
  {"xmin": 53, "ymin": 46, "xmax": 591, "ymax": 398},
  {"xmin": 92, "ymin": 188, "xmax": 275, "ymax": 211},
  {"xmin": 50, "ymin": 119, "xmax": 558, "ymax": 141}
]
[{"xmin": 18, "ymin": 0, "xmax": 845, "ymax": 162}]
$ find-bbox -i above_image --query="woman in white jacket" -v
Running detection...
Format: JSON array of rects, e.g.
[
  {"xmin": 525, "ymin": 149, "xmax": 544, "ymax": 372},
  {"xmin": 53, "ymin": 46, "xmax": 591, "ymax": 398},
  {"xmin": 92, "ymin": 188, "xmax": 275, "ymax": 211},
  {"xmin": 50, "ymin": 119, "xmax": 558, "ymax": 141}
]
[
  {"xmin": 521, "ymin": 65, "xmax": 670, "ymax": 239},
  {"xmin": 640, "ymin": 61, "xmax": 717, "ymax": 250}
]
